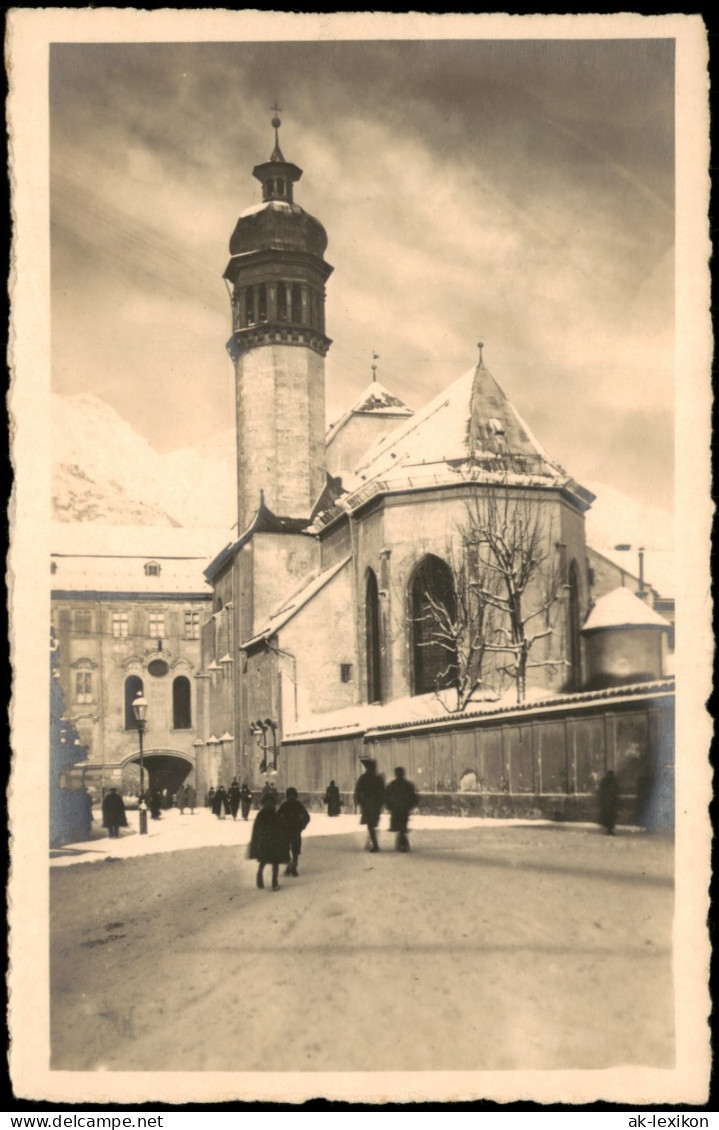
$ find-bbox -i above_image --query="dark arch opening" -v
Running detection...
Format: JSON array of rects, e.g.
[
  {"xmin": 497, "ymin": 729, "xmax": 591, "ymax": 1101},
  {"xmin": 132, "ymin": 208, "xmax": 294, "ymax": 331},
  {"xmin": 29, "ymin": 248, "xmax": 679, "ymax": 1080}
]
[
  {"xmin": 277, "ymin": 282, "xmax": 288, "ymax": 321},
  {"xmin": 291, "ymin": 283, "xmax": 302, "ymax": 323},
  {"xmin": 410, "ymin": 555, "xmax": 459, "ymax": 696},
  {"xmin": 124, "ymin": 674, "xmax": 144, "ymax": 731},
  {"xmin": 568, "ymin": 559, "xmax": 582, "ymax": 690},
  {"xmin": 173, "ymin": 676, "xmax": 192, "ymax": 730},
  {"xmin": 365, "ymin": 569, "xmax": 381, "ymax": 704}
]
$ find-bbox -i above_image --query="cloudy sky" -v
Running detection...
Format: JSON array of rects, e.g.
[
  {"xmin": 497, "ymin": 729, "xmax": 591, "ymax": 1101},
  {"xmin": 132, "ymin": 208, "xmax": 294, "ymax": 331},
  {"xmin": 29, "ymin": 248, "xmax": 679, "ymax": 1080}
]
[{"xmin": 50, "ymin": 34, "xmax": 675, "ymax": 512}]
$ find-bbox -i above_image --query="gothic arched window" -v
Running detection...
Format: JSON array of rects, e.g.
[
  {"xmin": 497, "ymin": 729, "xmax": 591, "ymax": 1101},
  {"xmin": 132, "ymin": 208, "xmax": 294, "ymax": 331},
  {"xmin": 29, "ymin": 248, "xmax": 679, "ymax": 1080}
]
[
  {"xmin": 173, "ymin": 676, "xmax": 192, "ymax": 730},
  {"xmin": 568, "ymin": 560, "xmax": 582, "ymax": 690},
  {"xmin": 410, "ymin": 555, "xmax": 459, "ymax": 696},
  {"xmin": 277, "ymin": 282, "xmax": 288, "ymax": 321},
  {"xmin": 291, "ymin": 284, "xmax": 302, "ymax": 323},
  {"xmin": 124, "ymin": 675, "xmax": 144, "ymax": 731},
  {"xmin": 365, "ymin": 569, "xmax": 381, "ymax": 704}
]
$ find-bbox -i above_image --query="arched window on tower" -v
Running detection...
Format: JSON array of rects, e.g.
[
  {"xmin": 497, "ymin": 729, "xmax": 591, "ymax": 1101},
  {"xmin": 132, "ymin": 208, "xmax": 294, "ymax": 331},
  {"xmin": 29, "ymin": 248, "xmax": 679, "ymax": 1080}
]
[
  {"xmin": 291, "ymin": 284, "xmax": 302, "ymax": 323},
  {"xmin": 276, "ymin": 178, "xmax": 285, "ymax": 197},
  {"xmin": 245, "ymin": 286, "xmax": 255, "ymax": 326},
  {"xmin": 309, "ymin": 289, "xmax": 318, "ymax": 329},
  {"xmin": 277, "ymin": 282, "xmax": 288, "ymax": 321},
  {"xmin": 365, "ymin": 569, "xmax": 381, "ymax": 704},
  {"xmin": 172, "ymin": 676, "xmax": 192, "ymax": 730},
  {"xmin": 568, "ymin": 560, "xmax": 582, "ymax": 691},
  {"xmin": 258, "ymin": 283, "xmax": 268, "ymax": 323},
  {"xmin": 124, "ymin": 675, "xmax": 144, "ymax": 731},
  {"xmin": 410, "ymin": 555, "xmax": 459, "ymax": 696}
]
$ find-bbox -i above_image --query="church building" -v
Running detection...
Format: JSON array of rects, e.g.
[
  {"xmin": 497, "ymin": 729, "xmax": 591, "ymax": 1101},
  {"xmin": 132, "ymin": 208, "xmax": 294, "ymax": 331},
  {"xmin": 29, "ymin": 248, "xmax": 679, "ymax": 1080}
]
[{"xmin": 194, "ymin": 116, "xmax": 674, "ymax": 820}]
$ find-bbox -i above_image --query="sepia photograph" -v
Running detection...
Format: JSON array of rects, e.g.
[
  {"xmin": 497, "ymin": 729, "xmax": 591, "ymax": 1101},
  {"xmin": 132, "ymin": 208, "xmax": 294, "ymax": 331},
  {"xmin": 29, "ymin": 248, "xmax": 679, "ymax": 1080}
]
[{"xmin": 7, "ymin": 10, "xmax": 712, "ymax": 1108}]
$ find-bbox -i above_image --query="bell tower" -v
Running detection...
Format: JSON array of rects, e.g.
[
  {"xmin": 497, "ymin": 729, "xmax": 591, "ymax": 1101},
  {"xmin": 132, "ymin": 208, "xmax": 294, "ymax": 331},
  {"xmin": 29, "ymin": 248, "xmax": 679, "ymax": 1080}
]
[{"xmin": 224, "ymin": 110, "xmax": 333, "ymax": 530}]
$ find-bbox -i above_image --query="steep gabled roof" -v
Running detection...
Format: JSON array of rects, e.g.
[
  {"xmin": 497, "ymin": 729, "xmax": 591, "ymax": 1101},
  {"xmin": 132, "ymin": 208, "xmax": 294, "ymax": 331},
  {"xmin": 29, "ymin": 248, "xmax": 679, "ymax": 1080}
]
[
  {"xmin": 313, "ymin": 360, "xmax": 594, "ymax": 529},
  {"xmin": 326, "ymin": 380, "xmax": 413, "ymax": 447}
]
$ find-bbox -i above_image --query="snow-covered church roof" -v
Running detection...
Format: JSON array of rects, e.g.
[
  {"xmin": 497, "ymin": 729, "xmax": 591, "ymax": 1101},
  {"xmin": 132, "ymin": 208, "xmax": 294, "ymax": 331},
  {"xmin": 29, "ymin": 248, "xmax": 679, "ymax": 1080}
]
[
  {"xmin": 582, "ymin": 586, "xmax": 671, "ymax": 633},
  {"xmin": 314, "ymin": 359, "xmax": 594, "ymax": 528},
  {"xmin": 325, "ymin": 380, "xmax": 413, "ymax": 446}
]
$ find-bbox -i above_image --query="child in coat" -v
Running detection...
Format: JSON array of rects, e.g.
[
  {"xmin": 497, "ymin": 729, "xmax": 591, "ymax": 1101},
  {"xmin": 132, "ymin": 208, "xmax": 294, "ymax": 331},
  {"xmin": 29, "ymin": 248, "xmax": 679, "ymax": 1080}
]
[{"xmin": 248, "ymin": 792, "xmax": 289, "ymax": 890}]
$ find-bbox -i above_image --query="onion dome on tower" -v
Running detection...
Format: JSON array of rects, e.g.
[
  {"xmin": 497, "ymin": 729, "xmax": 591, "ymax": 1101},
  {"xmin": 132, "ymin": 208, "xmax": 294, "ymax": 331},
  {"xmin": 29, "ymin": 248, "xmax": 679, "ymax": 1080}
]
[{"xmin": 224, "ymin": 110, "xmax": 333, "ymax": 361}]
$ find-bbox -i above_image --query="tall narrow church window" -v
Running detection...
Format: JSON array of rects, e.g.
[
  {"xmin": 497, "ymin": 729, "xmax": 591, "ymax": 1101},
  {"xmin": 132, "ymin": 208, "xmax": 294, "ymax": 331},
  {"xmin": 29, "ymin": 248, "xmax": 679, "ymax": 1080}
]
[
  {"xmin": 365, "ymin": 569, "xmax": 381, "ymax": 703},
  {"xmin": 309, "ymin": 290, "xmax": 318, "ymax": 329},
  {"xmin": 276, "ymin": 178, "xmax": 285, "ymax": 197},
  {"xmin": 291, "ymin": 284, "xmax": 302, "ymax": 323},
  {"xmin": 172, "ymin": 676, "xmax": 192, "ymax": 730},
  {"xmin": 277, "ymin": 282, "xmax": 288, "ymax": 321},
  {"xmin": 568, "ymin": 560, "xmax": 582, "ymax": 690},
  {"xmin": 258, "ymin": 284, "xmax": 268, "ymax": 322},
  {"xmin": 124, "ymin": 675, "xmax": 144, "ymax": 731},
  {"xmin": 410, "ymin": 555, "xmax": 459, "ymax": 696},
  {"xmin": 246, "ymin": 286, "xmax": 255, "ymax": 326}
]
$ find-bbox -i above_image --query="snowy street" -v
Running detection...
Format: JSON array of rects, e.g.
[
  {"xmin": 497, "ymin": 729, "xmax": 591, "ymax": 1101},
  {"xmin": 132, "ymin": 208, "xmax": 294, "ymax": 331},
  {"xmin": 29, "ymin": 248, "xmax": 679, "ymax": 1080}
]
[{"xmin": 50, "ymin": 810, "xmax": 674, "ymax": 1074}]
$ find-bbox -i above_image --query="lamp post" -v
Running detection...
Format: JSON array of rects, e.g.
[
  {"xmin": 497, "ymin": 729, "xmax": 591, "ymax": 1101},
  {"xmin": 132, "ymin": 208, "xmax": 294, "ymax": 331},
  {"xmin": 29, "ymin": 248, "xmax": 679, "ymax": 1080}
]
[{"xmin": 132, "ymin": 692, "xmax": 148, "ymax": 835}]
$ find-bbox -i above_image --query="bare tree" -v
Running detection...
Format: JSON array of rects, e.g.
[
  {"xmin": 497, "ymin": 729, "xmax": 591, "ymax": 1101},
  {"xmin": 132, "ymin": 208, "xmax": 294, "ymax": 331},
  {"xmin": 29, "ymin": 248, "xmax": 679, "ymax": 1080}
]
[
  {"xmin": 462, "ymin": 489, "xmax": 565, "ymax": 703},
  {"xmin": 412, "ymin": 488, "xmax": 566, "ymax": 709}
]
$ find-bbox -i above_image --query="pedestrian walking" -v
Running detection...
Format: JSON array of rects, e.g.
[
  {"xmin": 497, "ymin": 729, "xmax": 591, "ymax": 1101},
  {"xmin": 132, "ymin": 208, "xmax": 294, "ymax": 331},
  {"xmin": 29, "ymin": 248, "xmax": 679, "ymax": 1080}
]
[
  {"xmin": 354, "ymin": 758, "xmax": 385, "ymax": 852},
  {"xmin": 323, "ymin": 779, "xmax": 343, "ymax": 817},
  {"xmin": 385, "ymin": 766, "xmax": 418, "ymax": 852},
  {"xmin": 248, "ymin": 792, "xmax": 289, "ymax": 891},
  {"xmin": 185, "ymin": 782, "xmax": 196, "ymax": 814},
  {"xmin": 101, "ymin": 787, "xmax": 128, "ymax": 839},
  {"xmin": 597, "ymin": 770, "xmax": 620, "ymax": 835},
  {"xmin": 213, "ymin": 784, "xmax": 230, "ymax": 819},
  {"xmin": 278, "ymin": 787, "xmax": 311, "ymax": 877},
  {"xmin": 175, "ymin": 783, "xmax": 187, "ymax": 813},
  {"xmin": 207, "ymin": 786, "xmax": 216, "ymax": 810},
  {"xmin": 240, "ymin": 782, "xmax": 253, "ymax": 820},
  {"xmin": 228, "ymin": 779, "xmax": 241, "ymax": 820}
]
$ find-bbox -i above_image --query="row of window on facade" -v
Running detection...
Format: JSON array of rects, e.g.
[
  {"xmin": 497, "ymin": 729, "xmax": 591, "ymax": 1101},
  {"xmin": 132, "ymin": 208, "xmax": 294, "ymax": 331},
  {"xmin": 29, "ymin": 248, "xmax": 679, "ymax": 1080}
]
[
  {"xmin": 73, "ymin": 671, "xmax": 193, "ymax": 730},
  {"xmin": 233, "ymin": 283, "xmax": 324, "ymax": 332},
  {"xmin": 52, "ymin": 560, "xmax": 164, "ymax": 577},
  {"xmin": 60, "ymin": 609, "xmax": 202, "ymax": 639}
]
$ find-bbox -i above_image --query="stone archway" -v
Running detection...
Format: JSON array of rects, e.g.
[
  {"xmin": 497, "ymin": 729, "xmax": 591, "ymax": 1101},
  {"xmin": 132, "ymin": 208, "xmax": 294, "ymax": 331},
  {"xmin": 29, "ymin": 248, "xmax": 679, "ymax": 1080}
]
[{"xmin": 120, "ymin": 748, "xmax": 195, "ymax": 803}]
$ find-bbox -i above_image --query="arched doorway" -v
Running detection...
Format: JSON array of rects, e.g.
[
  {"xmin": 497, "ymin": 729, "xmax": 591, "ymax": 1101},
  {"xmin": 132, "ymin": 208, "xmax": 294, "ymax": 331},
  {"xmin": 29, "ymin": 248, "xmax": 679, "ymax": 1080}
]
[
  {"xmin": 409, "ymin": 555, "xmax": 459, "ymax": 695},
  {"xmin": 122, "ymin": 749, "xmax": 195, "ymax": 804}
]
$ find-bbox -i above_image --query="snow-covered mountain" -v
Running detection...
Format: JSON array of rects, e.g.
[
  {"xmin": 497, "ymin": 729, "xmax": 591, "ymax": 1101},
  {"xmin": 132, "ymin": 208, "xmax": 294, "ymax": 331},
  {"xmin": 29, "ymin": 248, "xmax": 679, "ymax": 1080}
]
[{"xmin": 52, "ymin": 394, "xmax": 236, "ymax": 529}]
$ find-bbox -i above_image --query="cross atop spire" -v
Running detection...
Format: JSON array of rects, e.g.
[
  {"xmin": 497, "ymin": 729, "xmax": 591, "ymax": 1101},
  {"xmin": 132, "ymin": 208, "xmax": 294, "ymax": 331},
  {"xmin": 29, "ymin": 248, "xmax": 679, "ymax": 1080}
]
[
  {"xmin": 270, "ymin": 102, "xmax": 284, "ymax": 162},
  {"xmin": 371, "ymin": 351, "xmax": 380, "ymax": 380},
  {"xmin": 477, "ymin": 340, "xmax": 484, "ymax": 368}
]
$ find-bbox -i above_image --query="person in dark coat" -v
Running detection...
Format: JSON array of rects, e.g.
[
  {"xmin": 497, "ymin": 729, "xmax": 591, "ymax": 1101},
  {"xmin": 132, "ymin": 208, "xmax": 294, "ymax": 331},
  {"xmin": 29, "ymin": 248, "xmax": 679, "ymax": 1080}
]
[
  {"xmin": 213, "ymin": 784, "xmax": 230, "ymax": 819},
  {"xmin": 228, "ymin": 779, "xmax": 241, "ymax": 820},
  {"xmin": 248, "ymin": 793, "xmax": 289, "ymax": 890},
  {"xmin": 240, "ymin": 782, "xmax": 253, "ymax": 821},
  {"xmin": 385, "ymin": 767, "xmax": 418, "ymax": 852},
  {"xmin": 597, "ymin": 770, "xmax": 620, "ymax": 835},
  {"xmin": 184, "ymin": 783, "xmax": 196, "ymax": 814},
  {"xmin": 323, "ymin": 780, "xmax": 342, "ymax": 817},
  {"xmin": 149, "ymin": 789, "xmax": 163, "ymax": 820},
  {"xmin": 278, "ymin": 787, "xmax": 311, "ymax": 877},
  {"xmin": 207, "ymin": 786, "xmax": 216, "ymax": 810},
  {"xmin": 102, "ymin": 788, "xmax": 128, "ymax": 839},
  {"xmin": 175, "ymin": 784, "xmax": 187, "ymax": 813},
  {"xmin": 354, "ymin": 759, "xmax": 385, "ymax": 852}
]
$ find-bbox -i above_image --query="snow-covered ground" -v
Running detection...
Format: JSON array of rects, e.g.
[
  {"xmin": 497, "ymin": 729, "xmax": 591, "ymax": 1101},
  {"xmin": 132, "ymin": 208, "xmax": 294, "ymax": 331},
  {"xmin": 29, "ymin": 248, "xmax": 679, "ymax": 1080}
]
[{"xmin": 50, "ymin": 812, "xmax": 673, "ymax": 1075}]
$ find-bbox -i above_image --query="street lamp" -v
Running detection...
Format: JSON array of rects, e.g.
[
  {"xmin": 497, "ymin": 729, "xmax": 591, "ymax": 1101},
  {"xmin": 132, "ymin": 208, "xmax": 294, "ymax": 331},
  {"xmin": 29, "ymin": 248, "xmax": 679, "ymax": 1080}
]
[{"xmin": 132, "ymin": 692, "xmax": 148, "ymax": 835}]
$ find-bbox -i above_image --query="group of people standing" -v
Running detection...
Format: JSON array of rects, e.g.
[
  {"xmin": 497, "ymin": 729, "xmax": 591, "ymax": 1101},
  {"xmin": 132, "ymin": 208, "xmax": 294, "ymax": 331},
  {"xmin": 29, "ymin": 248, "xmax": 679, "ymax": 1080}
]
[{"xmin": 207, "ymin": 780, "xmax": 254, "ymax": 820}]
